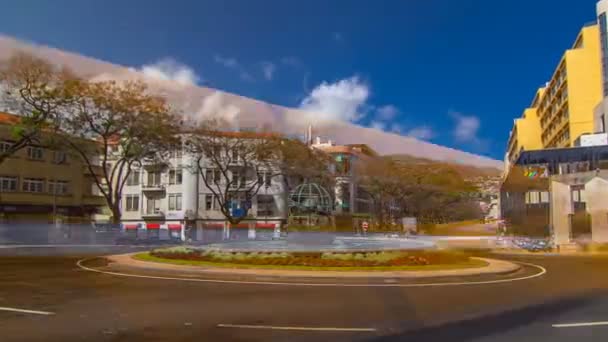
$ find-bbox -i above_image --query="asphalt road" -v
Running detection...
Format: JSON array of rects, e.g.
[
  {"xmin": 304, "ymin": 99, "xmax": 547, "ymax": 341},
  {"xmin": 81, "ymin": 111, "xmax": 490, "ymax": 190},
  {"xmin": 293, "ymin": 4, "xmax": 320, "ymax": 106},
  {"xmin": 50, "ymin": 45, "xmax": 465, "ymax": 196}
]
[{"xmin": 2, "ymin": 247, "xmax": 608, "ymax": 341}]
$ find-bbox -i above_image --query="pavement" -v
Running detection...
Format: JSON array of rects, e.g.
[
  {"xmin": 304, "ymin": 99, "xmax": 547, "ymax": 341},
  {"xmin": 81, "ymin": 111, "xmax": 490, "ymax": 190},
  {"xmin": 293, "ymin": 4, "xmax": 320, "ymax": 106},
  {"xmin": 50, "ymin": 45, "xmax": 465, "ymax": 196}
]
[{"xmin": 2, "ymin": 245, "xmax": 608, "ymax": 341}]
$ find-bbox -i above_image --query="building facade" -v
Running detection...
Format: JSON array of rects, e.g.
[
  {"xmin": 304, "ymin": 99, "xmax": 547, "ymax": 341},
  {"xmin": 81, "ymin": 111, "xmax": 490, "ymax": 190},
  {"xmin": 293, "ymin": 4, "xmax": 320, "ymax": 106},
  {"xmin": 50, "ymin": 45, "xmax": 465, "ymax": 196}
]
[
  {"xmin": 116, "ymin": 134, "xmax": 287, "ymax": 241},
  {"xmin": 0, "ymin": 113, "xmax": 106, "ymax": 222},
  {"xmin": 506, "ymin": 23, "xmax": 602, "ymax": 164}
]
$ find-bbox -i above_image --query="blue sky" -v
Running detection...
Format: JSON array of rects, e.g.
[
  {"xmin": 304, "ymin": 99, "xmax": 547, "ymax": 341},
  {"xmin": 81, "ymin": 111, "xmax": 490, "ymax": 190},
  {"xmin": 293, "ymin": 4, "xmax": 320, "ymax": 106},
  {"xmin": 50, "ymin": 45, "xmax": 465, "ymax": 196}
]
[{"xmin": 0, "ymin": 0, "xmax": 599, "ymax": 159}]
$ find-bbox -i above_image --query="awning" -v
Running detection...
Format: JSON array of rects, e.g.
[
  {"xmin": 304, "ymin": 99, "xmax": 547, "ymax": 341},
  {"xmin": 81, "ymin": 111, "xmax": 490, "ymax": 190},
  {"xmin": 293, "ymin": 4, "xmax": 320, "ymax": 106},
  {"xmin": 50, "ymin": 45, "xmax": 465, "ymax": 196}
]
[
  {"xmin": 124, "ymin": 224, "xmax": 138, "ymax": 230},
  {"xmin": 167, "ymin": 224, "xmax": 182, "ymax": 230},
  {"xmin": 256, "ymin": 223, "xmax": 276, "ymax": 229},
  {"xmin": 146, "ymin": 223, "xmax": 161, "ymax": 229}
]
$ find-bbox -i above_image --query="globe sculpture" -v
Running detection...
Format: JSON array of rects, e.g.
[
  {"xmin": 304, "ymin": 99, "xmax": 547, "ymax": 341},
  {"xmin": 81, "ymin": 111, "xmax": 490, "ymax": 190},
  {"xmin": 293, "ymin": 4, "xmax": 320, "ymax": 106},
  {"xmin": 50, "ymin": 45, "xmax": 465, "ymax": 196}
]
[{"xmin": 289, "ymin": 182, "xmax": 333, "ymax": 215}]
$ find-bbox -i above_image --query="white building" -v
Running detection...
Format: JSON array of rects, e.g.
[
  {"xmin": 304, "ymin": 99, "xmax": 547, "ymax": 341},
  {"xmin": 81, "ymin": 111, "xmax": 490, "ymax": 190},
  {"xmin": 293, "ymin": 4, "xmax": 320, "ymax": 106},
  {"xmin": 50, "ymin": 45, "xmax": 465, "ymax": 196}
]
[{"xmin": 117, "ymin": 134, "xmax": 286, "ymax": 242}]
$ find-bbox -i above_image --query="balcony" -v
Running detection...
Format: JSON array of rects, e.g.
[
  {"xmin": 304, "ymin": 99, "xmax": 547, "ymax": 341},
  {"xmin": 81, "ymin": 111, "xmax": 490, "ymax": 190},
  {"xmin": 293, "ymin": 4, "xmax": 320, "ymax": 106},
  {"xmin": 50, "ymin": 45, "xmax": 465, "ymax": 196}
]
[
  {"xmin": 142, "ymin": 209, "xmax": 165, "ymax": 219},
  {"xmin": 142, "ymin": 183, "xmax": 166, "ymax": 193}
]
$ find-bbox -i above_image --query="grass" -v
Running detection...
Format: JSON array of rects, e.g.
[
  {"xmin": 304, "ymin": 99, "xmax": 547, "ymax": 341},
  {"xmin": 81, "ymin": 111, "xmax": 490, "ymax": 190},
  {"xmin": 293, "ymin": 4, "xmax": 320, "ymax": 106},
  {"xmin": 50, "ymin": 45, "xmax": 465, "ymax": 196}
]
[{"xmin": 133, "ymin": 252, "xmax": 488, "ymax": 272}]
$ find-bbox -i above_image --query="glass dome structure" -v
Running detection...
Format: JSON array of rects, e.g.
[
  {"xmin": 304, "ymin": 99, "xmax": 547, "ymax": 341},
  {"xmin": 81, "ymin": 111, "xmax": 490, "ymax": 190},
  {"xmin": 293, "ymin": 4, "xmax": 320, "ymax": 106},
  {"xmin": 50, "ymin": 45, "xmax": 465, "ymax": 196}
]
[{"xmin": 289, "ymin": 183, "xmax": 333, "ymax": 215}]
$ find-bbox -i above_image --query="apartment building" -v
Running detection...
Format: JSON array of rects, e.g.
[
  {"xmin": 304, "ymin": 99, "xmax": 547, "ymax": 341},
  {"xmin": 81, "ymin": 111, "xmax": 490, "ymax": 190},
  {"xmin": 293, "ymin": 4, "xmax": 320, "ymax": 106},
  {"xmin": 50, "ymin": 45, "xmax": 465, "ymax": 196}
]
[
  {"xmin": 0, "ymin": 112, "xmax": 106, "ymax": 222},
  {"xmin": 505, "ymin": 23, "xmax": 602, "ymax": 166},
  {"xmin": 505, "ymin": 88, "xmax": 545, "ymax": 163},
  {"xmin": 118, "ymin": 133, "xmax": 287, "ymax": 241},
  {"xmin": 310, "ymin": 138, "xmax": 376, "ymax": 216},
  {"xmin": 539, "ymin": 24, "xmax": 602, "ymax": 149}
]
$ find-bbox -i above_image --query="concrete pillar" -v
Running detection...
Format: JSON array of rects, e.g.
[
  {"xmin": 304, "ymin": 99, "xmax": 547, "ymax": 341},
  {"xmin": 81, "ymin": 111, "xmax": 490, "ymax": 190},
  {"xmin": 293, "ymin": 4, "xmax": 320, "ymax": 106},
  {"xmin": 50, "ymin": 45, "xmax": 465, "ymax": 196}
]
[
  {"xmin": 550, "ymin": 180, "xmax": 573, "ymax": 246},
  {"xmin": 585, "ymin": 177, "xmax": 608, "ymax": 243}
]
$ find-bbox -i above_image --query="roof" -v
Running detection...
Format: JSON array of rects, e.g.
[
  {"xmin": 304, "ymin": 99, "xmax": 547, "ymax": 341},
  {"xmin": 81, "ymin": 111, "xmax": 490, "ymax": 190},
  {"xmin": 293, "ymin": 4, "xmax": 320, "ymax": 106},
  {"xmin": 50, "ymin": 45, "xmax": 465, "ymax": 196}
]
[{"xmin": 0, "ymin": 112, "xmax": 21, "ymax": 125}]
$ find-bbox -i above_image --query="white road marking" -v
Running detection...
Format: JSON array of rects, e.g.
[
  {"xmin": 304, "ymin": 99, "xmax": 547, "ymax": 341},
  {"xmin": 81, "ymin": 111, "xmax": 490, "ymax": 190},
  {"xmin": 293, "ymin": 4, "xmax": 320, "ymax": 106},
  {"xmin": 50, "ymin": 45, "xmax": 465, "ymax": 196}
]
[
  {"xmin": 217, "ymin": 323, "xmax": 376, "ymax": 332},
  {"xmin": 0, "ymin": 307, "xmax": 55, "ymax": 315},
  {"xmin": 76, "ymin": 258, "xmax": 547, "ymax": 288},
  {"xmin": 553, "ymin": 321, "xmax": 608, "ymax": 328}
]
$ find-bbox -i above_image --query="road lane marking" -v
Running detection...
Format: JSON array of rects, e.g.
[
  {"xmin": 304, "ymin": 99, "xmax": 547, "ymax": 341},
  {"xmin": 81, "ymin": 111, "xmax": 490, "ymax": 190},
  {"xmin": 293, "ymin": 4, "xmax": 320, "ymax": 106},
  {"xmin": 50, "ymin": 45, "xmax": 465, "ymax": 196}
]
[
  {"xmin": 77, "ymin": 258, "xmax": 546, "ymax": 287},
  {"xmin": 553, "ymin": 321, "xmax": 608, "ymax": 328},
  {"xmin": 0, "ymin": 307, "xmax": 55, "ymax": 315},
  {"xmin": 217, "ymin": 324, "xmax": 376, "ymax": 332}
]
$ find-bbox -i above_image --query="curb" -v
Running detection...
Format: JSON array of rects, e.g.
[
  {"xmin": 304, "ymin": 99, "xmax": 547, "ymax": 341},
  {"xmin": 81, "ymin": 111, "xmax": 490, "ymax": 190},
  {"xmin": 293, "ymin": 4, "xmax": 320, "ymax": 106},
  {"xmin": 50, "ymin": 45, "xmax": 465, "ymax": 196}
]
[{"xmin": 104, "ymin": 253, "xmax": 521, "ymax": 279}]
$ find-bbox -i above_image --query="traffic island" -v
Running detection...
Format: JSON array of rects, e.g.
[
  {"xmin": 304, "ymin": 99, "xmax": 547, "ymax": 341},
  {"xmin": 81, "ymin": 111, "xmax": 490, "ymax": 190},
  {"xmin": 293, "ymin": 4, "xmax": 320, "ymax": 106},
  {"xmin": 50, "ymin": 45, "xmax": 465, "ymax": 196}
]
[{"xmin": 102, "ymin": 247, "xmax": 522, "ymax": 279}]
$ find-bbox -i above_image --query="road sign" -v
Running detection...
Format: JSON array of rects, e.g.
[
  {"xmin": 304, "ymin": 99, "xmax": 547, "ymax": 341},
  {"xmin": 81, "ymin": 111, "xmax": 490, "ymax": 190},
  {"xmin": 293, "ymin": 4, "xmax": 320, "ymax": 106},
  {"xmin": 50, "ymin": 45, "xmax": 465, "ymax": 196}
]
[{"xmin": 362, "ymin": 221, "xmax": 369, "ymax": 230}]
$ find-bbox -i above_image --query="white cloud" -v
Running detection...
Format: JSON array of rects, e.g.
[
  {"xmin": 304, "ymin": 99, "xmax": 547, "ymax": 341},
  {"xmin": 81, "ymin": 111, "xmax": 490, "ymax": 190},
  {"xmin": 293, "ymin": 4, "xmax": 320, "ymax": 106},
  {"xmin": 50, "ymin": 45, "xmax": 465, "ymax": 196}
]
[
  {"xmin": 376, "ymin": 105, "xmax": 399, "ymax": 120},
  {"xmin": 370, "ymin": 120, "xmax": 386, "ymax": 131},
  {"xmin": 451, "ymin": 112, "xmax": 481, "ymax": 143},
  {"xmin": 406, "ymin": 126, "xmax": 435, "ymax": 140},
  {"xmin": 214, "ymin": 55, "xmax": 239, "ymax": 68},
  {"xmin": 192, "ymin": 92, "xmax": 241, "ymax": 126},
  {"xmin": 260, "ymin": 61, "xmax": 276, "ymax": 81},
  {"xmin": 299, "ymin": 76, "xmax": 370, "ymax": 123},
  {"xmin": 139, "ymin": 58, "xmax": 200, "ymax": 86}
]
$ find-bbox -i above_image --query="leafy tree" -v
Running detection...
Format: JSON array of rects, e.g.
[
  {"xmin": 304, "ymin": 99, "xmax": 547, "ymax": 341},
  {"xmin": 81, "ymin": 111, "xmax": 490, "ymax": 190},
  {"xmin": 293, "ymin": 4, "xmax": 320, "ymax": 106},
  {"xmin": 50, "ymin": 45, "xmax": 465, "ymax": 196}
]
[
  {"xmin": 186, "ymin": 123, "xmax": 334, "ymax": 226},
  {"xmin": 186, "ymin": 122, "xmax": 281, "ymax": 225},
  {"xmin": 0, "ymin": 52, "xmax": 77, "ymax": 163},
  {"xmin": 58, "ymin": 80, "xmax": 179, "ymax": 223}
]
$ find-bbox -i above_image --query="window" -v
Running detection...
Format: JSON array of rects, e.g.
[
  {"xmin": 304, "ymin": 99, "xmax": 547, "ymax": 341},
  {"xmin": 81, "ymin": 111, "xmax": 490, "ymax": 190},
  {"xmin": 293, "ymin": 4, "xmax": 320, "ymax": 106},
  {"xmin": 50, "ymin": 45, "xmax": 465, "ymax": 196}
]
[
  {"xmin": 214, "ymin": 170, "xmax": 221, "ymax": 184},
  {"xmin": 147, "ymin": 171, "xmax": 162, "ymax": 186},
  {"xmin": 48, "ymin": 180, "xmax": 69, "ymax": 195},
  {"xmin": 258, "ymin": 172, "xmax": 272, "ymax": 187},
  {"xmin": 257, "ymin": 195, "xmax": 276, "ymax": 217},
  {"xmin": 0, "ymin": 141, "xmax": 12, "ymax": 154},
  {"xmin": 0, "ymin": 176, "xmax": 17, "ymax": 192},
  {"xmin": 205, "ymin": 169, "xmax": 213, "ymax": 183},
  {"xmin": 205, "ymin": 194, "xmax": 213, "ymax": 210},
  {"xmin": 22, "ymin": 178, "xmax": 44, "ymax": 193},
  {"xmin": 232, "ymin": 148, "xmax": 240, "ymax": 161},
  {"xmin": 27, "ymin": 147, "xmax": 44, "ymax": 160},
  {"xmin": 125, "ymin": 195, "xmax": 139, "ymax": 211},
  {"xmin": 168, "ymin": 194, "xmax": 182, "ymax": 211},
  {"xmin": 146, "ymin": 197, "xmax": 162, "ymax": 214},
  {"xmin": 169, "ymin": 169, "xmax": 183, "ymax": 185},
  {"xmin": 53, "ymin": 151, "xmax": 67, "ymax": 164},
  {"xmin": 231, "ymin": 171, "xmax": 240, "ymax": 188},
  {"xmin": 126, "ymin": 170, "xmax": 140, "ymax": 186}
]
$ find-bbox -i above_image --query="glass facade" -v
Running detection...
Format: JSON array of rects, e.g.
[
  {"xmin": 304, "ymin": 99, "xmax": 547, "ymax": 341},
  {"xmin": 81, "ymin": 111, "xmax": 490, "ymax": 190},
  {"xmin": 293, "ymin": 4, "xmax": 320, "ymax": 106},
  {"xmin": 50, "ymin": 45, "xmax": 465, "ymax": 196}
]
[{"xmin": 600, "ymin": 13, "xmax": 608, "ymax": 96}]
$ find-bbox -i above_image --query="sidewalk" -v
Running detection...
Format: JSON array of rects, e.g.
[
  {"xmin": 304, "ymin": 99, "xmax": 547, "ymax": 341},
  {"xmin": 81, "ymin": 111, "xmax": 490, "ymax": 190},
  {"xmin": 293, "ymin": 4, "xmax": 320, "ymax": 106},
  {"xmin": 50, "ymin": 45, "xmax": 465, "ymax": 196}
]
[{"xmin": 105, "ymin": 253, "xmax": 521, "ymax": 279}]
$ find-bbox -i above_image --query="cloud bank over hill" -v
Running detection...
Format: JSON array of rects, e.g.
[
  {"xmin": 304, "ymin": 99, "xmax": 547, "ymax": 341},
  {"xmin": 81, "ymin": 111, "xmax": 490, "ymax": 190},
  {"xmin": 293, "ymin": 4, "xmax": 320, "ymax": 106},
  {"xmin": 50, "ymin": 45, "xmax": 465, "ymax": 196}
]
[{"xmin": 0, "ymin": 34, "xmax": 503, "ymax": 170}]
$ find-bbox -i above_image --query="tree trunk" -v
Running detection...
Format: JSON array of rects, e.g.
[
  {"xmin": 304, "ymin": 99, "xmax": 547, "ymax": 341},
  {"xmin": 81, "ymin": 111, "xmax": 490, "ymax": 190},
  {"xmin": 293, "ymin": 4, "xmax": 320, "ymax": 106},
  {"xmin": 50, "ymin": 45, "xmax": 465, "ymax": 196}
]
[{"xmin": 110, "ymin": 205, "xmax": 122, "ymax": 225}]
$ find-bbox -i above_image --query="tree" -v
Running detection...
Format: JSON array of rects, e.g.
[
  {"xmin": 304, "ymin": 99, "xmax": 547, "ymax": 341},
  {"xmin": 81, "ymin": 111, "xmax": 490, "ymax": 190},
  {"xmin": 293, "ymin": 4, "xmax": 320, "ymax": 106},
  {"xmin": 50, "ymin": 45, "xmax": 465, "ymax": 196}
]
[
  {"xmin": 186, "ymin": 122, "xmax": 281, "ymax": 225},
  {"xmin": 186, "ymin": 124, "xmax": 334, "ymax": 226},
  {"xmin": 269, "ymin": 137, "xmax": 334, "ymax": 193},
  {"xmin": 357, "ymin": 156, "xmax": 483, "ymax": 228},
  {"xmin": 0, "ymin": 52, "xmax": 77, "ymax": 163},
  {"xmin": 58, "ymin": 80, "xmax": 179, "ymax": 224}
]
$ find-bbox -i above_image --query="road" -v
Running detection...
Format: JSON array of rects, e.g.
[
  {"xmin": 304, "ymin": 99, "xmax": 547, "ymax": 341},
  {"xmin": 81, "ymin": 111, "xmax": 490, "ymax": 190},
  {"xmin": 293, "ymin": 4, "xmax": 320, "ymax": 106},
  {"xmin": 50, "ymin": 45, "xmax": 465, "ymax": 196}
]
[{"xmin": 1, "ymin": 247, "xmax": 608, "ymax": 341}]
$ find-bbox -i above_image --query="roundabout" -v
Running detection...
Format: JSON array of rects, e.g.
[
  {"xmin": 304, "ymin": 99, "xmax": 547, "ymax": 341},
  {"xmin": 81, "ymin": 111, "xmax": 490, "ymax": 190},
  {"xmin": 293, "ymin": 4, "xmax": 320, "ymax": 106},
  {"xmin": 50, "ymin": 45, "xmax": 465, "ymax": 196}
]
[{"xmin": 3, "ymin": 244, "xmax": 608, "ymax": 342}]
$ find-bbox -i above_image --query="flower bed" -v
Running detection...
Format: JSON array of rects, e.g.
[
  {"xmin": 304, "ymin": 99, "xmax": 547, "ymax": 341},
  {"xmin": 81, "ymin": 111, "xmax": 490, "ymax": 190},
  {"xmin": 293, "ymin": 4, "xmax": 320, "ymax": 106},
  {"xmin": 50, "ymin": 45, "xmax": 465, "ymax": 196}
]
[{"xmin": 148, "ymin": 247, "xmax": 471, "ymax": 268}]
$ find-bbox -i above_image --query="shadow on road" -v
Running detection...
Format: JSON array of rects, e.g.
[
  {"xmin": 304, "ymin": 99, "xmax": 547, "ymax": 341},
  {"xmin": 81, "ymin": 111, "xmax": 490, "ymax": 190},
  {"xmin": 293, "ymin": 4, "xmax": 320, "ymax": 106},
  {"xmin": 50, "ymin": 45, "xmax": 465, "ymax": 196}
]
[{"xmin": 369, "ymin": 290, "xmax": 604, "ymax": 342}]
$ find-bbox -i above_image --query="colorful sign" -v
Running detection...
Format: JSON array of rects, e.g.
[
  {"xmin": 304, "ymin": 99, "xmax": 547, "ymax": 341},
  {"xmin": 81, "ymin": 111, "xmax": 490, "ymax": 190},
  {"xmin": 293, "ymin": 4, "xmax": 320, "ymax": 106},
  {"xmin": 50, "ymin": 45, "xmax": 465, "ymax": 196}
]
[{"xmin": 524, "ymin": 167, "xmax": 548, "ymax": 179}]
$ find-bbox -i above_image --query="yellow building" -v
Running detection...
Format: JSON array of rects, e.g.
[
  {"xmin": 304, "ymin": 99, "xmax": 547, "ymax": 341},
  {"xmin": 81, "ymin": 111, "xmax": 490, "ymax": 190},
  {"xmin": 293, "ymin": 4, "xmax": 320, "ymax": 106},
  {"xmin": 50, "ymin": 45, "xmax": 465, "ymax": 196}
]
[
  {"xmin": 539, "ymin": 24, "xmax": 602, "ymax": 149},
  {"xmin": 0, "ymin": 112, "xmax": 106, "ymax": 222},
  {"xmin": 506, "ymin": 24, "xmax": 602, "ymax": 164},
  {"xmin": 506, "ymin": 88, "xmax": 545, "ymax": 162}
]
